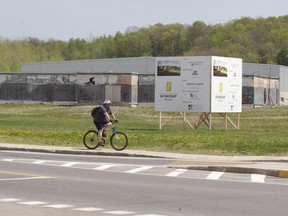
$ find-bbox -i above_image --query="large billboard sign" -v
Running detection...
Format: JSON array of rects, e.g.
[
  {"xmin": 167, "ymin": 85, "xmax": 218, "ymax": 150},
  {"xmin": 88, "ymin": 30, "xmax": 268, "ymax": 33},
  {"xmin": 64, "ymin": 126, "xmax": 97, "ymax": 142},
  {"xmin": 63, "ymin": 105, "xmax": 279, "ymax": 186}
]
[{"xmin": 155, "ymin": 56, "xmax": 242, "ymax": 113}]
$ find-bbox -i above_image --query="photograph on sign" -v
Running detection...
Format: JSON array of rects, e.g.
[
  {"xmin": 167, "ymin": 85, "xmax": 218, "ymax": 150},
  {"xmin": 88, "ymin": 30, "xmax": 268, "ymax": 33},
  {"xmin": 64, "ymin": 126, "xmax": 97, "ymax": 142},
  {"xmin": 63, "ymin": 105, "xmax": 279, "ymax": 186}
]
[{"xmin": 157, "ymin": 60, "xmax": 181, "ymax": 76}]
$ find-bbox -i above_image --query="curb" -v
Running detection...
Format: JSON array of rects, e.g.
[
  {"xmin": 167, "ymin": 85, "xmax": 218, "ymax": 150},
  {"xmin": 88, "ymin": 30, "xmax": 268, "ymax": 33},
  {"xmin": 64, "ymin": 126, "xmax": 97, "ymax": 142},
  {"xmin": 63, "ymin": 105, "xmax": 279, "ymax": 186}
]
[
  {"xmin": 168, "ymin": 165, "xmax": 288, "ymax": 178},
  {"xmin": 0, "ymin": 146, "xmax": 168, "ymax": 159},
  {"xmin": 1, "ymin": 146, "xmax": 287, "ymax": 178},
  {"xmin": 168, "ymin": 161, "xmax": 288, "ymax": 178},
  {"xmin": 278, "ymin": 170, "xmax": 288, "ymax": 178}
]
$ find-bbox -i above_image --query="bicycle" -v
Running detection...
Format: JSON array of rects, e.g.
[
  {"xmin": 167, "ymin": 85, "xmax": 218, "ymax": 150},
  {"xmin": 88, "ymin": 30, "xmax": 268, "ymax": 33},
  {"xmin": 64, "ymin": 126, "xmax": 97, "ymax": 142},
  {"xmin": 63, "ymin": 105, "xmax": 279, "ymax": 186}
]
[{"xmin": 83, "ymin": 121, "xmax": 128, "ymax": 151}]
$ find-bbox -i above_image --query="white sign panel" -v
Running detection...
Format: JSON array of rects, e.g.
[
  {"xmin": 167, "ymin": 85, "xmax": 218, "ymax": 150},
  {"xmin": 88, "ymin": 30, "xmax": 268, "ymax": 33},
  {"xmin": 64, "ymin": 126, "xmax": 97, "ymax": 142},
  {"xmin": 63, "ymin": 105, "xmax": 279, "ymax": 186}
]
[
  {"xmin": 155, "ymin": 56, "xmax": 211, "ymax": 112},
  {"xmin": 211, "ymin": 56, "xmax": 242, "ymax": 112},
  {"xmin": 155, "ymin": 56, "xmax": 242, "ymax": 113}
]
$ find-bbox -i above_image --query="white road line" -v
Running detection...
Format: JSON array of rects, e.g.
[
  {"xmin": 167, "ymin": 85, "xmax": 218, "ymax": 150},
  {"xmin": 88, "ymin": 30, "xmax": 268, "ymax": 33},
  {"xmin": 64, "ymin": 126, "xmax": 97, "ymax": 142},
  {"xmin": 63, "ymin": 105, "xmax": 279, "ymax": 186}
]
[
  {"xmin": 165, "ymin": 169, "xmax": 187, "ymax": 177},
  {"xmin": 135, "ymin": 214, "xmax": 167, "ymax": 216},
  {"xmin": 73, "ymin": 207, "xmax": 103, "ymax": 211},
  {"xmin": 60, "ymin": 162, "xmax": 79, "ymax": 167},
  {"xmin": 19, "ymin": 201, "xmax": 47, "ymax": 205},
  {"xmin": 94, "ymin": 164, "xmax": 116, "ymax": 170},
  {"xmin": 104, "ymin": 210, "xmax": 134, "ymax": 215},
  {"xmin": 206, "ymin": 171, "xmax": 224, "ymax": 180},
  {"xmin": 0, "ymin": 176, "xmax": 51, "ymax": 181},
  {"xmin": 251, "ymin": 174, "xmax": 266, "ymax": 183},
  {"xmin": 32, "ymin": 160, "xmax": 46, "ymax": 164},
  {"xmin": 44, "ymin": 204, "xmax": 74, "ymax": 209},
  {"xmin": 2, "ymin": 159, "xmax": 14, "ymax": 162},
  {"xmin": 0, "ymin": 198, "xmax": 21, "ymax": 202},
  {"xmin": 126, "ymin": 166, "xmax": 153, "ymax": 173}
]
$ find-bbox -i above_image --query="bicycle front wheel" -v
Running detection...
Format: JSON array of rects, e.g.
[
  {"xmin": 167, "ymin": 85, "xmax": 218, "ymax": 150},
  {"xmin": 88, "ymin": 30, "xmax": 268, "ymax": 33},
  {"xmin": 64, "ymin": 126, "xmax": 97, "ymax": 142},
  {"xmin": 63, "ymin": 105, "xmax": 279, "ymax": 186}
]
[
  {"xmin": 110, "ymin": 132, "xmax": 128, "ymax": 151},
  {"xmin": 83, "ymin": 130, "xmax": 99, "ymax": 149}
]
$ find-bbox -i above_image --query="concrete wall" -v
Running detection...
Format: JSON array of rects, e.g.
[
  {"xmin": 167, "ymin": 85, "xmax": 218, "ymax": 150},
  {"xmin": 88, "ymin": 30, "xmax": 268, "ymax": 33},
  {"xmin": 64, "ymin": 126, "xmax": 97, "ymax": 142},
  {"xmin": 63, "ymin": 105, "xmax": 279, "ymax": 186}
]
[
  {"xmin": 242, "ymin": 76, "xmax": 279, "ymax": 106},
  {"xmin": 0, "ymin": 72, "xmax": 281, "ymax": 106},
  {"xmin": 279, "ymin": 66, "xmax": 288, "ymax": 105},
  {"xmin": 0, "ymin": 73, "xmax": 154, "ymax": 104}
]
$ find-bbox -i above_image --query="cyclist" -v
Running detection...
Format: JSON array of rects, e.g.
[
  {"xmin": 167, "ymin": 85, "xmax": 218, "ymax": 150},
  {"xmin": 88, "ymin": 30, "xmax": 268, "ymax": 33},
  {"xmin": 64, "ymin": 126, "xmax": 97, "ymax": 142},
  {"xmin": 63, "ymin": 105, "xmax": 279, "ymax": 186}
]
[{"xmin": 93, "ymin": 100, "xmax": 117, "ymax": 146}]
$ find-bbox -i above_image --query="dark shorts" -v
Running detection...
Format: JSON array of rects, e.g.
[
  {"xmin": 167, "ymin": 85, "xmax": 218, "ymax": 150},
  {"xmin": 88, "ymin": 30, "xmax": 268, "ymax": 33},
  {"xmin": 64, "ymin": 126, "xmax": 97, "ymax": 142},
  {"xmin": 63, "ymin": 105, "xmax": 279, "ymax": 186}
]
[{"xmin": 94, "ymin": 120, "xmax": 110, "ymax": 131}]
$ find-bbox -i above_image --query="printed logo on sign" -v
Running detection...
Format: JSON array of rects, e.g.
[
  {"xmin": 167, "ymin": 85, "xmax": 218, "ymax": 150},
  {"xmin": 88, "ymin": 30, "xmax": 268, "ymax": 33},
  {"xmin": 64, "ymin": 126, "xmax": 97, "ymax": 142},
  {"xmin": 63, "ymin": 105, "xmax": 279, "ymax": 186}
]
[
  {"xmin": 219, "ymin": 82, "xmax": 223, "ymax": 93},
  {"xmin": 189, "ymin": 92, "xmax": 200, "ymax": 100},
  {"xmin": 215, "ymin": 95, "xmax": 226, "ymax": 102},
  {"xmin": 166, "ymin": 82, "xmax": 172, "ymax": 92},
  {"xmin": 160, "ymin": 93, "xmax": 177, "ymax": 101}
]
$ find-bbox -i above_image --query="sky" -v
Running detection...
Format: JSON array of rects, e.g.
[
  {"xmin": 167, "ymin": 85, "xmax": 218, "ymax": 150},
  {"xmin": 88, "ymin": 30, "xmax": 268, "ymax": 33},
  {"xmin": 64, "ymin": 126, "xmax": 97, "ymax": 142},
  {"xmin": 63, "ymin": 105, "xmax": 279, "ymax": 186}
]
[{"xmin": 1, "ymin": 0, "xmax": 287, "ymax": 41}]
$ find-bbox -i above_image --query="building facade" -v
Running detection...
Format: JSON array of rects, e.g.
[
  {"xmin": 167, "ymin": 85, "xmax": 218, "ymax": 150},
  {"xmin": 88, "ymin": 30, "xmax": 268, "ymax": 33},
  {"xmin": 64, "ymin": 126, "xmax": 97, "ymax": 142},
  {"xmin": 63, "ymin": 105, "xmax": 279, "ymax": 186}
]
[{"xmin": 0, "ymin": 57, "xmax": 287, "ymax": 106}]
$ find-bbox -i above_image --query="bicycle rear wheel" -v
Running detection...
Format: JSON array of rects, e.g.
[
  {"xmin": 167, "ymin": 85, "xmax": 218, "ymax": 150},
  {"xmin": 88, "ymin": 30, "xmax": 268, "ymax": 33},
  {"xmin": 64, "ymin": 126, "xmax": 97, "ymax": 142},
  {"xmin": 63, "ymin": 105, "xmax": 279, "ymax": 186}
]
[
  {"xmin": 83, "ymin": 130, "xmax": 99, "ymax": 149},
  {"xmin": 110, "ymin": 131, "xmax": 128, "ymax": 151}
]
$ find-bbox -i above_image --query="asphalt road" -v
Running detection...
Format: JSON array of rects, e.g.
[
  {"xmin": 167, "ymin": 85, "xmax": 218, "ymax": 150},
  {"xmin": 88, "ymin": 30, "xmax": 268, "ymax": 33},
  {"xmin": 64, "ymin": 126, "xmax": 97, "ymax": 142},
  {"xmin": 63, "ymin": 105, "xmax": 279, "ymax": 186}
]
[{"xmin": 1, "ymin": 151, "xmax": 288, "ymax": 216}]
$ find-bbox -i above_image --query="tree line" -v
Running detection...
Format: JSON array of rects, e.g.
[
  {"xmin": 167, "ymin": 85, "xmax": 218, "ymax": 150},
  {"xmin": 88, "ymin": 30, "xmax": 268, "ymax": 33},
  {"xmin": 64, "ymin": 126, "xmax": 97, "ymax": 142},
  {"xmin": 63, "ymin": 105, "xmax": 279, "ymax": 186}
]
[{"xmin": 1, "ymin": 15, "xmax": 288, "ymax": 72}]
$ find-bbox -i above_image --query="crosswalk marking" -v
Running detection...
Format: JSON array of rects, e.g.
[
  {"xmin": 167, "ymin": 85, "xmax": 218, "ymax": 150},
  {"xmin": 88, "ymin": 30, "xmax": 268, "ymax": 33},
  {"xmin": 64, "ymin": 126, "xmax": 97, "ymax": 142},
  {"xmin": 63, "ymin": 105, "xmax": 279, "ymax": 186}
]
[
  {"xmin": 44, "ymin": 204, "xmax": 74, "ymax": 209},
  {"xmin": 4, "ymin": 158, "xmax": 286, "ymax": 186},
  {"xmin": 3, "ymin": 159, "xmax": 14, "ymax": 162},
  {"xmin": 126, "ymin": 166, "xmax": 153, "ymax": 173},
  {"xmin": 60, "ymin": 162, "xmax": 79, "ymax": 167},
  {"xmin": 251, "ymin": 174, "xmax": 266, "ymax": 183},
  {"xmin": 73, "ymin": 207, "xmax": 103, "ymax": 211},
  {"xmin": 19, "ymin": 201, "xmax": 47, "ymax": 205},
  {"xmin": 94, "ymin": 164, "xmax": 116, "ymax": 170},
  {"xmin": 0, "ymin": 197, "xmax": 164, "ymax": 215},
  {"xmin": 0, "ymin": 198, "xmax": 21, "ymax": 202},
  {"xmin": 135, "ymin": 214, "xmax": 167, "ymax": 216},
  {"xmin": 33, "ymin": 160, "xmax": 46, "ymax": 164},
  {"xmin": 104, "ymin": 210, "xmax": 134, "ymax": 215},
  {"xmin": 166, "ymin": 169, "xmax": 187, "ymax": 177},
  {"xmin": 206, "ymin": 171, "xmax": 224, "ymax": 180}
]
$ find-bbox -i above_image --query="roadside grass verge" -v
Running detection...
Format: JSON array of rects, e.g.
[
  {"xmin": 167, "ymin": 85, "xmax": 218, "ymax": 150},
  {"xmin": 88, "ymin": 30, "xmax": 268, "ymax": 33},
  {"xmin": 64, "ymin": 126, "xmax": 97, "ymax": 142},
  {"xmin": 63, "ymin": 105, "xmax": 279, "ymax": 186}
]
[{"xmin": 0, "ymin": 104, "xmax": 287, "ymax": 156}]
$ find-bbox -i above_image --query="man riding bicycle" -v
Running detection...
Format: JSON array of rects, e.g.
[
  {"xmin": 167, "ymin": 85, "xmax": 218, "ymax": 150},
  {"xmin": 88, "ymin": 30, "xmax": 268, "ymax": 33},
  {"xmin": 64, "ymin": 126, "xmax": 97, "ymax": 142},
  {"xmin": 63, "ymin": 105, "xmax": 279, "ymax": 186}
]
[{"xmin": 93, "ymin": 100, "xmax": 117, "ymax": 146}]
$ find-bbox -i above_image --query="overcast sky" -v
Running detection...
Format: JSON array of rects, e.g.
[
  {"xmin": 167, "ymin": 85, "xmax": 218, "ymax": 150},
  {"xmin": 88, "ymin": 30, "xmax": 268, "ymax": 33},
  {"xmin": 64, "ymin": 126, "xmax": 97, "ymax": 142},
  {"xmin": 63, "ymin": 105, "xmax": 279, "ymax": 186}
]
[{"xmin": 1, "ymin": 0, "xmax": 287, "ymax": 41}]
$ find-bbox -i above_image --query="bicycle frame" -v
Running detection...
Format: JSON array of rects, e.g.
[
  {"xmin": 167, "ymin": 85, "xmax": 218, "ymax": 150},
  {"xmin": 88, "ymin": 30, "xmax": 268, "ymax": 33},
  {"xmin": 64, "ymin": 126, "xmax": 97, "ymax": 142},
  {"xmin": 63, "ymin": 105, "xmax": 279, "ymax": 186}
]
[{"xmin": 83, "ymin": 122, "xmax": 128, "ymax": 151}]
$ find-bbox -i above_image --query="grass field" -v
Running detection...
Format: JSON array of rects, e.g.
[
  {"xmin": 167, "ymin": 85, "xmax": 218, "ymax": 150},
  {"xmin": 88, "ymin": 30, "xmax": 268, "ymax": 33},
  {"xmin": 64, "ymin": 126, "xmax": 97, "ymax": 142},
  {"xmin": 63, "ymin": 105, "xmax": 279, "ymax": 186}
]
[{"xmin": 0, "ymin": 104, "xmax": 288, "ymax": 156}]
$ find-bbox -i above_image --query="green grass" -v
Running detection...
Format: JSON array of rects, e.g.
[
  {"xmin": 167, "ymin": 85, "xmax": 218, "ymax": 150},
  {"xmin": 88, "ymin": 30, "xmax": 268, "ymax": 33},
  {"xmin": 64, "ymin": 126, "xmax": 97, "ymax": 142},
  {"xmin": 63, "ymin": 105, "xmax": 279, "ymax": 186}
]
[{"xmin": 0, "ymin": 104, "xmax": 288, "ymax": 156}]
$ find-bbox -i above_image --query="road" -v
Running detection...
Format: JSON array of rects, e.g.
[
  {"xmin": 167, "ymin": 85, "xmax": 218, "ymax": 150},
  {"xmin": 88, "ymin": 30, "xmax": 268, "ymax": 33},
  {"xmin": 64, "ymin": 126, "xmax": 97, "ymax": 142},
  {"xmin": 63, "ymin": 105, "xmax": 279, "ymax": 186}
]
[{"xmin": 1, "ymin": 151, "xmax": 288, "ymax": 216}]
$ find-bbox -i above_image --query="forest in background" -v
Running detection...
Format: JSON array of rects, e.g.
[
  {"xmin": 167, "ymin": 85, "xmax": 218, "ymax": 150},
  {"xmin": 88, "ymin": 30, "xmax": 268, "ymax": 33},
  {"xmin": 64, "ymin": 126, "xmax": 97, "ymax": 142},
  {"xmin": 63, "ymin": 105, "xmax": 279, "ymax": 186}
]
[{"xmin": 1, "ymin": 15, "xmax": 288, "ymax": 72}]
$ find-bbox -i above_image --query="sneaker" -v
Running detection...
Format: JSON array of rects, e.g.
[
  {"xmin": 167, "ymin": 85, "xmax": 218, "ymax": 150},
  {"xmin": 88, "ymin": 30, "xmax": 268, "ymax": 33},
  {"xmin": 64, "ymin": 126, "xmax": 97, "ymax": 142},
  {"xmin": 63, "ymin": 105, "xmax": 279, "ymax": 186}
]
[{"xmin": 98, "ymin": 141, "xmax": 105, "ymax": 146}]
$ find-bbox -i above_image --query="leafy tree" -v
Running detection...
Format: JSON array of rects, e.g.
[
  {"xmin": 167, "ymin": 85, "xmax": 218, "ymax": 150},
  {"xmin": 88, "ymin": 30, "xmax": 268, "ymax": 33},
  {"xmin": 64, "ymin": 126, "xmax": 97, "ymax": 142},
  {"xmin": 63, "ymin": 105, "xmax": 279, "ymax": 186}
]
[
  {"xmin": 63, "ymin": 38, "xmax": 89, "ymax": 60},
  {"xmin": 277, "ymin": 48, "xmax": 288, "ymax": 66},
  {"xmin": 2, "ymin": 15, "xmax": 288, "ymax": 72},
  {"xmin": 186, "ymin": 21, "xmax": 210, "ymax": 47}
]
